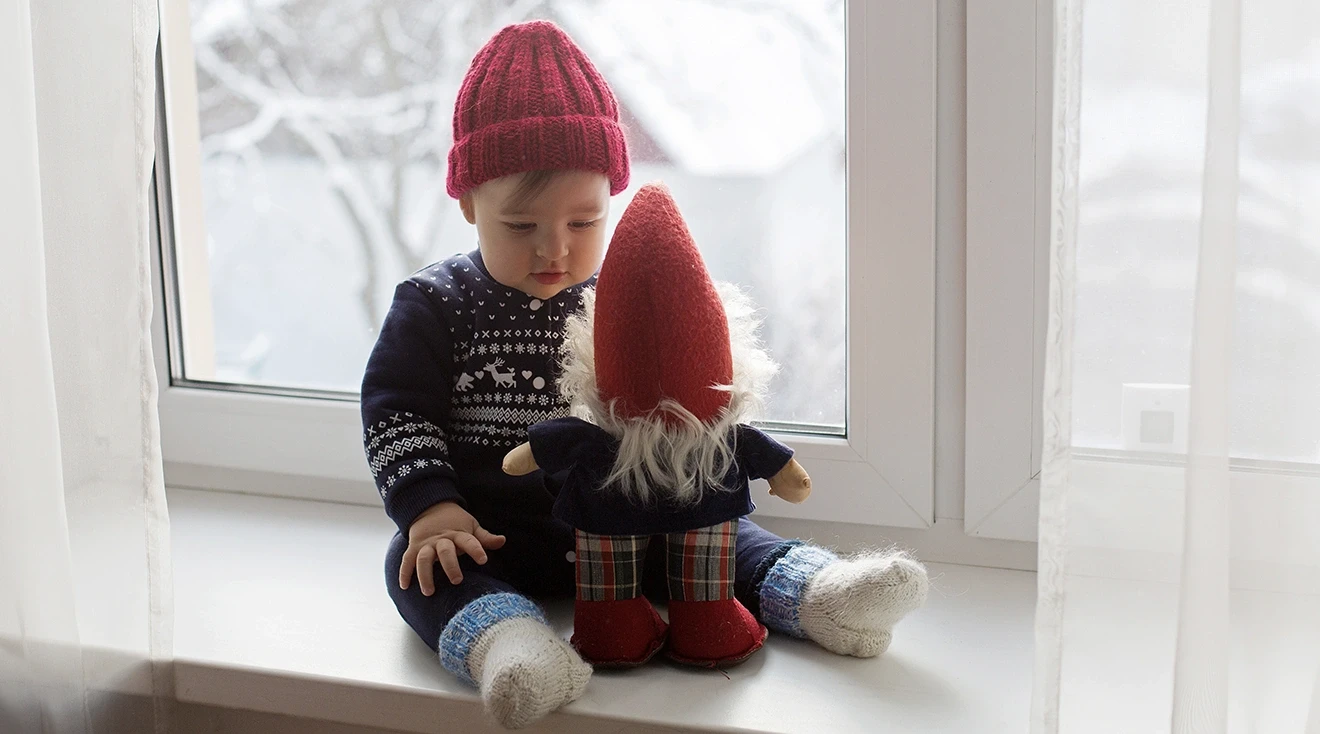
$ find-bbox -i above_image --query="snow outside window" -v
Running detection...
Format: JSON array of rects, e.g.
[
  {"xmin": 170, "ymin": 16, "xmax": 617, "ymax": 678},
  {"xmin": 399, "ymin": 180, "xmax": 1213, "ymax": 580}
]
[{"xmin": 168, "ymin": 0, "xmax": 846, "ymax": 429}]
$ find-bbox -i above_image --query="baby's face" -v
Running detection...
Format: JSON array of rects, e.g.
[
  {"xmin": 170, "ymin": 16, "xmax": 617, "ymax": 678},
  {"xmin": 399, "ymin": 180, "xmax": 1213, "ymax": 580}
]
[{"xmin": 463, "ymin": 170, "xmax": 610, "ymax": 300}]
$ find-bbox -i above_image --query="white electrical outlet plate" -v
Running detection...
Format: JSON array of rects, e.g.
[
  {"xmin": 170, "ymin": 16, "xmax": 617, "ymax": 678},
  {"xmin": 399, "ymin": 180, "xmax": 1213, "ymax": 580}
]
[{"xmin": 1121, "ymin": 383, "xmax": 1190, "ymax": 453}]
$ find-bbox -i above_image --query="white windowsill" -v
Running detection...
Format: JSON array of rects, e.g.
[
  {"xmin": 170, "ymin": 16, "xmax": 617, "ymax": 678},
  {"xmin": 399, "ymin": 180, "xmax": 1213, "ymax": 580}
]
[{"xmin": 170, "ymin": 488, "xmax": 1036, "ymax": 733}]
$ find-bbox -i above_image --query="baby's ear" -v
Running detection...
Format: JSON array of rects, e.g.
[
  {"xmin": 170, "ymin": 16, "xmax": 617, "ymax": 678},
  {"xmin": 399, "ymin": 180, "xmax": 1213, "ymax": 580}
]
[{"xmin": 459, "ymin": 192, "xmax": 477, "ymax": 224}]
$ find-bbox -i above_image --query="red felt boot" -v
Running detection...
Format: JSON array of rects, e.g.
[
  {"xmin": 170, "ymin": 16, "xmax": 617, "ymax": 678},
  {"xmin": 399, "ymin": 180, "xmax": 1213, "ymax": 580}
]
[
  {"xmin": 665, "ymin": 598, "xmax": 768, "ymax": 668},
  {"xmin": 570, "ymin": 596, "xmax": 668, "ymax": 667}
]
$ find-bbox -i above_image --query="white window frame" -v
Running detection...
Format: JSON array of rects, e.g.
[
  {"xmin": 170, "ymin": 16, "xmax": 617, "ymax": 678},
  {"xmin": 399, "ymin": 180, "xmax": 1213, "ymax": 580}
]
[
  {"xmin": 964, "ymin": 0, "xmax": 1052, "ymax": 541},
  {"xmin": 151, "ymin": 0, "xmax": 937, "ymax": 530}
]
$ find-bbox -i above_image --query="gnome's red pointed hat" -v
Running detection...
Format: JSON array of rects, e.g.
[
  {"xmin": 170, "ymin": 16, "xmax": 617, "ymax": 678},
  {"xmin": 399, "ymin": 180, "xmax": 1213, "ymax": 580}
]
[{"xmin": 592, "ymin": 183, "xmax": 732, "ymax": 424}]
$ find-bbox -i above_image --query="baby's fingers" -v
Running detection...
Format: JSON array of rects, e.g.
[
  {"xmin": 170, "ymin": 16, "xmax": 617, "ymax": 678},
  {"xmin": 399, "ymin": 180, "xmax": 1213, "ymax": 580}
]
[
  {"xmin": 474, "ymin": 525, "xmax": 507, "ymax": 550},
  {"xmin": 435, "ymin": 538, "xmax": 463, "ymax": 585},
  {"xmin": 415, "ymin": 544, "xmax": 438, "ymax": 596},
  {"xmin": 453, "ymin": 533, "xmax": 489, "ymax": 565},
  {"xmin": 399, "ymin": 543, "xmax": 423, "ymax": 590}
]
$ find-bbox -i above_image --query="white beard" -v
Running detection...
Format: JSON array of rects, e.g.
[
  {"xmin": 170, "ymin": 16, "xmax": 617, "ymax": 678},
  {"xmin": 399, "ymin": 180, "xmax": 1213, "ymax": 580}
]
[{"xmin": 556, "ymin": 283, "xmax": 779, "ymax": 506}]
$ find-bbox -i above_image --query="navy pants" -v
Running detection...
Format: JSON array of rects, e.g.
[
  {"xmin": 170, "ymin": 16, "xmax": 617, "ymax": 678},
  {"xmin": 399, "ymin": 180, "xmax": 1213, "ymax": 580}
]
[{"xmin": 386, "ymin": 516, "xmax": 798, "ymax": 652}]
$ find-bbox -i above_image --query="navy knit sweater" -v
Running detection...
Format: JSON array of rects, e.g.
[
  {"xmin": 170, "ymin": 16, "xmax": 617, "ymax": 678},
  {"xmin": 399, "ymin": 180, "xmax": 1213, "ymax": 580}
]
[{"xmin": 361, "ymin": 251, "xmax": 594, "ymax": 534}]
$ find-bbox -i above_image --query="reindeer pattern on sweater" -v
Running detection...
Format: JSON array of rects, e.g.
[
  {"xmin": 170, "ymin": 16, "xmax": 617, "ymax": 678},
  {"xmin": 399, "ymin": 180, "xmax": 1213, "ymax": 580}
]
[{"xmin": 361, "ymin": 250, "xmax": 594, "ymax": 532}]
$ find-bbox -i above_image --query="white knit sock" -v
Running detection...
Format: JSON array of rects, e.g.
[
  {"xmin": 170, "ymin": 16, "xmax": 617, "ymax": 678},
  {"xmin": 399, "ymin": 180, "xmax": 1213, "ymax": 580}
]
[
  {"xmin": 467, "ymin": 616, "xmax": 593, "ymax": 729},
  {"xmin": 797, "ymin": 551, "xmax": 929, "ymax": 657}
]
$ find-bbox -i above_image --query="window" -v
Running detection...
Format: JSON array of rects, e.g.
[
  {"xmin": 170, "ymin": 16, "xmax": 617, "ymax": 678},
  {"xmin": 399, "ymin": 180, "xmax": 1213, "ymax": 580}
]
[
  {"xmin": 154, "ymin": 0, "xmax": 936, "ymax": 528},
  {"xmin": 170, "ymin": 0, "xmax": 845, "ymax": 428},
  {"xmin": 965, "ymin": 0, "xmax": 1320, "ymax": 542}
]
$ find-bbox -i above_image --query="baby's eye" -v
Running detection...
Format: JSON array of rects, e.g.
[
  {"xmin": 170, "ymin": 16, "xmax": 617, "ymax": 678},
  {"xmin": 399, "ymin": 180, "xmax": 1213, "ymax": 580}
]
[
  {"xmin": 504, "ymin": 222, "xmax": 536, "ymax": 233},
  {"xmin": 569, "ymin": 220, "xmax": 599, "ymax": 231}
]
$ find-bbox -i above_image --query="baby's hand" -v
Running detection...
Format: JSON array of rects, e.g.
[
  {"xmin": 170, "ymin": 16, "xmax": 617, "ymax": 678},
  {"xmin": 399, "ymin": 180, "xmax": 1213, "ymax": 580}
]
[{"xmin": 400, "ymin": 501, "xmax": 507, "ymax": 595}]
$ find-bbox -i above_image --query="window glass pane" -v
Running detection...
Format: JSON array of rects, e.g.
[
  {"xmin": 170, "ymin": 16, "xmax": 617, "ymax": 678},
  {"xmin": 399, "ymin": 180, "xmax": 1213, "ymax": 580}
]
[
  {"xmin": 1077, "ymin": 0, "xmax": 1320, "ymax": 462},
  {"xmin": 181, "ymin": 0, "xmax": 846, "ymax": 428}
]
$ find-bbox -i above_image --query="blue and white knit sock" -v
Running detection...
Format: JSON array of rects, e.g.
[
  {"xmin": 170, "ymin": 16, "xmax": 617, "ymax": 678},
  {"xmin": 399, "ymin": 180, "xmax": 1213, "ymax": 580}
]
[
  {"xmin": 759, "ymin": 545, "xmax": 929, "ymax": 658},
  {"xmin": 439, "ymin": 593, "xmax": 591, "ymax": 728},
  {"xmin": 758, "ymin": 545, "xmax": 837, "ymax": 638}
]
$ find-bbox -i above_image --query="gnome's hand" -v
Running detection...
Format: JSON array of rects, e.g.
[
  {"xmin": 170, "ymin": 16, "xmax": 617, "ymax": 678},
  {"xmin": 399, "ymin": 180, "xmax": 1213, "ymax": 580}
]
[
  {"xmin": 503, "ymin": 442, "xmax": 540, "ymax": 476},
  {"xmin": 768, "ymin": 459, "xmax": 812, "ymax": 503}
]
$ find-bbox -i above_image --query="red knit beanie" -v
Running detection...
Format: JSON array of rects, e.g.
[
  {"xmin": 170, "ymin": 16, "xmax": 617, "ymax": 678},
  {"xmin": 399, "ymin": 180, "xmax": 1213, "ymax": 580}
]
[
  {"xmin": 446, "ymin": 20, "xmax": 630, "ymax": 198},
  {"xmin": 593, "ymin": 183, "xmax": 732, "ymax": 424}
]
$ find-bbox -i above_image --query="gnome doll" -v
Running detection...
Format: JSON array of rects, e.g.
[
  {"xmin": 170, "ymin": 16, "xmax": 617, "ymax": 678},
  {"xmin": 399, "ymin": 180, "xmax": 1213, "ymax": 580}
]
[{"xmin": 502, "ymin": 183, "xmax": 812, "ymax": 668}]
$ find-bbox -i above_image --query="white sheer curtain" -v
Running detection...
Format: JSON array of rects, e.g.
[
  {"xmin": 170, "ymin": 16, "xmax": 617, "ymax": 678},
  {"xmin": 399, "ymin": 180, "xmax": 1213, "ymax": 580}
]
[
  {"xmin": 1, "ymin": 0, "xmax": 172, "ymax": 732},
  {"xmin": 1034, "ymin": 0, "xmax": 1320, "ymax": 732}
]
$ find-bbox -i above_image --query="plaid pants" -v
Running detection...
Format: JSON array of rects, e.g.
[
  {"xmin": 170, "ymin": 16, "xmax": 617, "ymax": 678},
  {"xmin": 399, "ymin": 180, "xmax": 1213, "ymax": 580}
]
[{"xmin": 574, "ymin": 520, "xmax": 739, "ymax": 602}]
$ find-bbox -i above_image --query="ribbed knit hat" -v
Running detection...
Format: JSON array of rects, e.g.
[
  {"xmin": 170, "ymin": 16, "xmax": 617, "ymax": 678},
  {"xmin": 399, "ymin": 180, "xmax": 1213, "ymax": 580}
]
[
  {"xmin": 592, "ymin": 183, "xmax": 732, "ymax": 424},
  {"xmin": 446, "ymin": 20, "xmax": 631, "ymax": 198}
]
